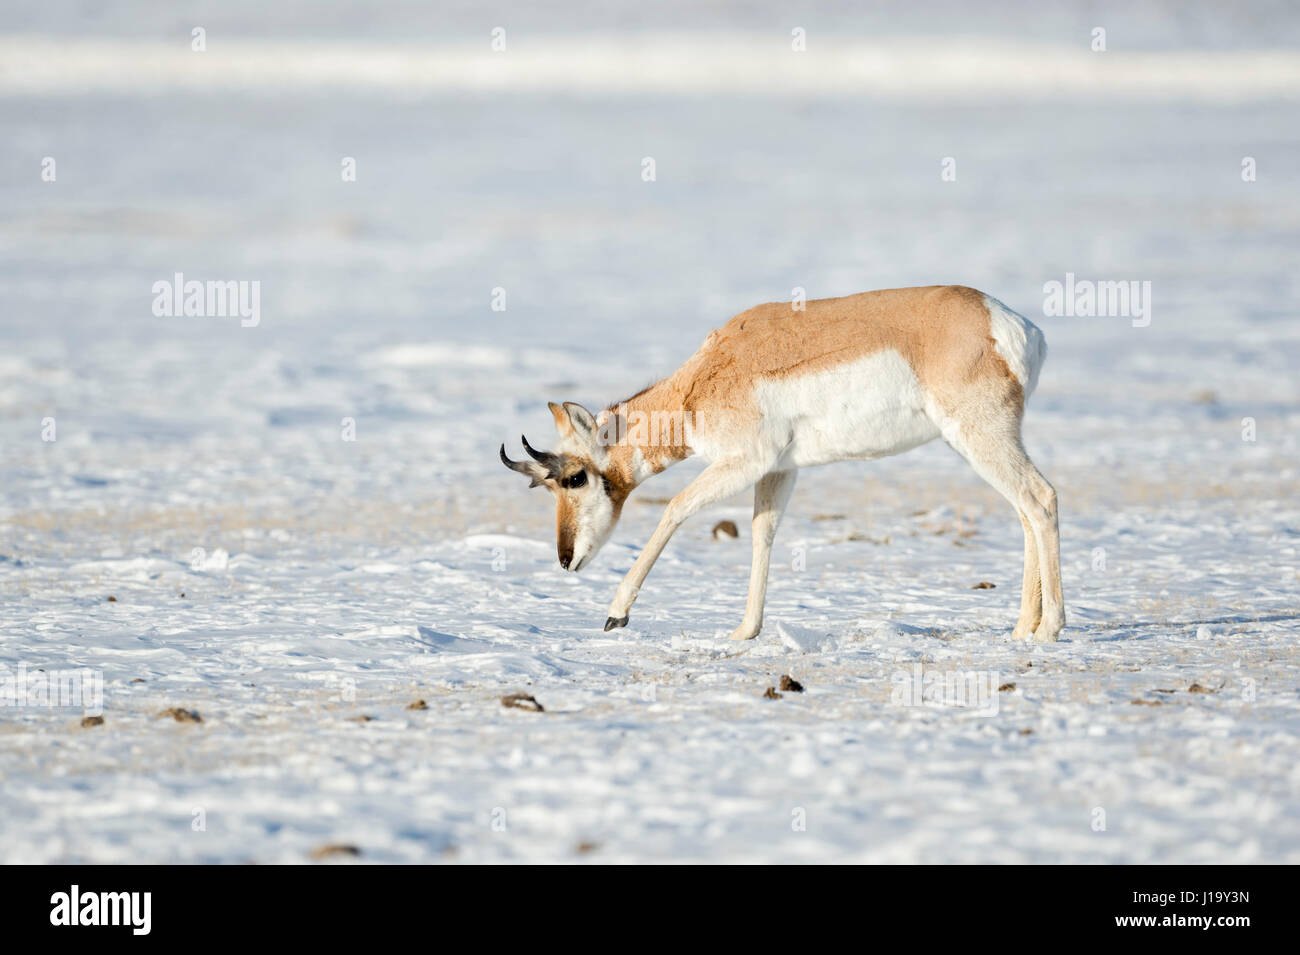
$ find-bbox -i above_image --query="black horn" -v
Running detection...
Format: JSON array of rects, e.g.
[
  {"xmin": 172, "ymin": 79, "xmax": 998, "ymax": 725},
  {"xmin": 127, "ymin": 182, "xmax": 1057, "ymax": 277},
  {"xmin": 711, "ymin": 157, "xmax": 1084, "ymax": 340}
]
[
  {"xmin": 500, "ymin": 443, "xmax": 527, "ymax": 472},
  {"xmin": 500, "ymin": 443, "xmax": 546, "ymax": 487},
  {"xmin": 521, "ymin": 434, "xmax": 562, "ymax": 473}
]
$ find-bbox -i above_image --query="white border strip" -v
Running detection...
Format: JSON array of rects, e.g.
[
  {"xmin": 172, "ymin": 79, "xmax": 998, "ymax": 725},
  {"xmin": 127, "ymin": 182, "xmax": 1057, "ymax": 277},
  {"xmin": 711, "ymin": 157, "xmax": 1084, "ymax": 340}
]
[{"xmin": 3, "ymin": 35, "xmax": 1299, "ymax": 101}]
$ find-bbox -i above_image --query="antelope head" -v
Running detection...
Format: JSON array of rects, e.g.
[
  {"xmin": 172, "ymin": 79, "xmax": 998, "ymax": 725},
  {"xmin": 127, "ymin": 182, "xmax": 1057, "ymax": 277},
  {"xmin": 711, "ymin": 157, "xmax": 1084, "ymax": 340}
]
[{"xmin": 500, "ymin": 401, "xmax": 626, "ymax": 571}]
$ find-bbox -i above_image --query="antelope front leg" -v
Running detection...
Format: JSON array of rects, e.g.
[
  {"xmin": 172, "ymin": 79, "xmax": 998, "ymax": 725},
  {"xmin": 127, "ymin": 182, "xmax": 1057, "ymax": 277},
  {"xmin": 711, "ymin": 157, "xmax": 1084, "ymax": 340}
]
[
  {"xmin": 604, "ymin": 458, "xmax": 766, "ymax": 631},
  {"xmin": 729, "ymin": 468, "xmax": 797, "ymax": 641}
]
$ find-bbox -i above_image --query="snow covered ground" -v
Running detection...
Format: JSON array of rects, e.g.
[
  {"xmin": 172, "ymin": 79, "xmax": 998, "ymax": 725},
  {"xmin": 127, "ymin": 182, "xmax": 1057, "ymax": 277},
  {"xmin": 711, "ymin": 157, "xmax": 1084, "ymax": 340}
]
[{"xmin": 1, "ymin": 3, "xmax": 1298, "ymax": 863}]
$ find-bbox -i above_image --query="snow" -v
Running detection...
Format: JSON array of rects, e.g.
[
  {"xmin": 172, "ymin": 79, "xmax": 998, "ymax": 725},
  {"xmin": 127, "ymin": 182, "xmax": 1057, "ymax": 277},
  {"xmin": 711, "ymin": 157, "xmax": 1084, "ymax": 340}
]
[
  {"xmin": 8, "ymin": 34, "xmax": 1300, "ymax": 101},
  {"xmin": 1, "ymin": 3, "xmax": 1299, "ymax": 863}
]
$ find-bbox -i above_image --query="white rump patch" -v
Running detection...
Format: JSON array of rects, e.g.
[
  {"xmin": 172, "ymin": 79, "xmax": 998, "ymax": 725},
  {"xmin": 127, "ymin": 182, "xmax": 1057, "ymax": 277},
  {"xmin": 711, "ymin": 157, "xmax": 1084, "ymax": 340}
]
[{"xmin": 984, "ymin": 294, "xmax": 1047, "ymax": 397}]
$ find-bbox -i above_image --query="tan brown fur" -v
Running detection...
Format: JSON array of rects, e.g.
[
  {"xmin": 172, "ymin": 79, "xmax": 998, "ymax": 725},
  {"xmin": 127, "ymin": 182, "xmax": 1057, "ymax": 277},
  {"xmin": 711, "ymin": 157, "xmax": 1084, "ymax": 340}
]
[
  {"xmin": 602, "ymin": 286, "xmax": 1023, "ymax": 480},
  {"xmin": 674, "ymin": 285, "xmax": 1019, "ymax": 416},
  {"xmin": 553, "ymin": 493, "xmax": 577, "ymax": 559}
]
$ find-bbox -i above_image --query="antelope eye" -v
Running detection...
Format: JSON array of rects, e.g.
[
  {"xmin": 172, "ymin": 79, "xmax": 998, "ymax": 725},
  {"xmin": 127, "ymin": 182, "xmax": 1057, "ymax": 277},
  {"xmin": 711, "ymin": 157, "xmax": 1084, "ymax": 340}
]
[{"xmin": 561, "ymin": 471, "xmax": 587, "ymax": 489}]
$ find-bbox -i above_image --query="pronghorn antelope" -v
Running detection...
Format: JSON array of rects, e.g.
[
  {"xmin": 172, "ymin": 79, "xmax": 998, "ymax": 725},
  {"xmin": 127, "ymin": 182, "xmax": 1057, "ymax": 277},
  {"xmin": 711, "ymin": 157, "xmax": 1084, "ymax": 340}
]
[{"xmin": 501, "ymin": 285, "xmax": 1064, "ymax": 643}]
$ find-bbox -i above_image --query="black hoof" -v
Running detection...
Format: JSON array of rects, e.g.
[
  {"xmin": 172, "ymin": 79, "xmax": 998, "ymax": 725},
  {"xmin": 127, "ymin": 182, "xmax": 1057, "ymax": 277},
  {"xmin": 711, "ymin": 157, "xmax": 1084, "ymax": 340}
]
[{"xmin": 604, "ymin": 615, "xmax": 628, "ymax": 632}]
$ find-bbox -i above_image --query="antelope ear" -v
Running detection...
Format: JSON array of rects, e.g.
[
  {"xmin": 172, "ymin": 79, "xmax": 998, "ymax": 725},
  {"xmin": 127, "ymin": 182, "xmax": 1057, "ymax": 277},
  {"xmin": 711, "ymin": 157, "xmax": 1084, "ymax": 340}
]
[
  {"xmin": 547, "ymin": 401, "xmax": 571, "ymax": 436},
  {"xmin": 549, "ymin": 401, "xmax": 598, "ymax": 443},
  {"xmin": 562, "ymin": 402, "xmax": 598, "ymax": 438}
]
